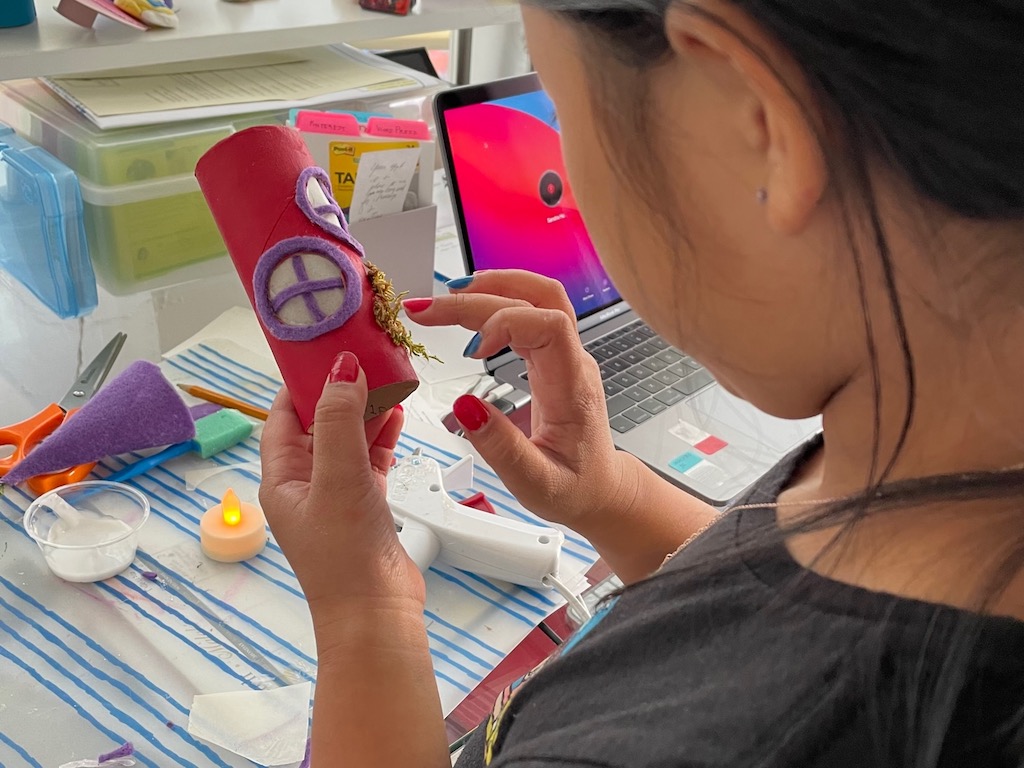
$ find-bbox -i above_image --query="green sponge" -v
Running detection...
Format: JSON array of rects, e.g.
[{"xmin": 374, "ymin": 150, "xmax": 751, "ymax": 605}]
[{"xmin": 191, "ymin": 409, "xmax": 254, "ymax": 458}]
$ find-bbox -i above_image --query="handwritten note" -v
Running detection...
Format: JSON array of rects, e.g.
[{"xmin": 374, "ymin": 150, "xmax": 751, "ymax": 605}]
[{"xmin": 348, "ymin": 147, "xmax": 420, "ymax": 224}]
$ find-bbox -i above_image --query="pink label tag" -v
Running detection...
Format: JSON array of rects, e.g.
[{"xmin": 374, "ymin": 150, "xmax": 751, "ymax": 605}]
[
  {"xmin": 365, "ymin": 117, "xmax": 430, "ymax": 140},
  {"xmin": 295, "ymin": 111, "xmax": 361, "ymax": 136}
]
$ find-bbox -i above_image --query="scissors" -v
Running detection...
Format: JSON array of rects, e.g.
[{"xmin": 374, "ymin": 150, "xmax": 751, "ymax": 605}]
[{"xmin": 0, "ymin": 333, "xmax": 127, "ymax": 496}]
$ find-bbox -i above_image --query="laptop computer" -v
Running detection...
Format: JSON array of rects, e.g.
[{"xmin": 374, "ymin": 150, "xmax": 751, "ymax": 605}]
[{"xmin": 434, "ymin": 73, "xmax": 820, "ymax": 505}]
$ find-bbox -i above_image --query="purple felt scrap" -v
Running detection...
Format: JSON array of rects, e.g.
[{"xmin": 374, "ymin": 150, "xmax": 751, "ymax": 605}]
[
  {"xmin": 1, "ymin": 361, "xmax": 195, "ymax": 486},
  {"xmin": 97, "ymin": 742, "xmax": 134, "ymax": 762},
  {"xmin": 189, "ymin": 403, "xmax": 223, "ymax": 421},
  {"xmin": 253, "ymin": 235, "xmax": 363, "ymax": 342}
]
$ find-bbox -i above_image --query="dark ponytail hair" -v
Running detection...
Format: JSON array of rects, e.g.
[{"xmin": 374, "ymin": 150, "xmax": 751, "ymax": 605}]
[{"xmin": 520, "ymin": 0, "xmax": 1024, "ymax": 765}]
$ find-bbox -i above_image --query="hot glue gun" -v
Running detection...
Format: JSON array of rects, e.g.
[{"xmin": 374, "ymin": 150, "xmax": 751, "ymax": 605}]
[{"xmin": 387, "ymin": 450, "xmax": 564, "ymax": 589}]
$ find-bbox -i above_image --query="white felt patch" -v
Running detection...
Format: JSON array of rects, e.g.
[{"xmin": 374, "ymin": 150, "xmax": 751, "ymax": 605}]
[
  {"xmin": 267, "ymin": 252, "xmax": 347, "ymax": 326},
  {"xmin": 305, "ymin": 176, "xmax": 343, "ymax": 229}
]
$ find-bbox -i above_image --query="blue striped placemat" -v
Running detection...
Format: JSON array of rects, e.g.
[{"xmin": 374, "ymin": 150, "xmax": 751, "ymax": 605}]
[{"xmin": 0, "ymin": 341, "xmax": 597, "ymax": 766}]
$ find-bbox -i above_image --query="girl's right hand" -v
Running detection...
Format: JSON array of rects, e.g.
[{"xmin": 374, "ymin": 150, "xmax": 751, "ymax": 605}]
[{"xmin": 402, "ymin": 270, "xmax": 643, "ymax": 534}]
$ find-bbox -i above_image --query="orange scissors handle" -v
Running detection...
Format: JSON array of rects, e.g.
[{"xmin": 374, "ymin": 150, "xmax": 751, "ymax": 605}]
[
  {"xmin": 0, "ymin": 403, "xmax": 67, "ymax": 476},
  {"xmin": 0, "ymin": 406, "xmax": 95, "ymax": 496},
  {"xmin": 26, "ymin": 459, "xmax": 98, "ymax": 496}
]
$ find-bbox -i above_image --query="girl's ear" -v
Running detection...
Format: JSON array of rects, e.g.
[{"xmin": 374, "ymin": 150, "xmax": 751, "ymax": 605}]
[{"xmin": 664, "ymin": 0, "xmax": 829, "ymax": 235}]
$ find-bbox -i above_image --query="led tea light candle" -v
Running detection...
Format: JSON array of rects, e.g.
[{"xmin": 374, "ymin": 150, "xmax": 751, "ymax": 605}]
[{"xmin": 200, "ymin": 488, "xmax": 267, "ymax": 562}]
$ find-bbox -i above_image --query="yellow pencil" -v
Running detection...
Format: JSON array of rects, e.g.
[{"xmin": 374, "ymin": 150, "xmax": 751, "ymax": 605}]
[{"xmin": 177, "ymin": 383, "xmax": 269, "ymax": 421}]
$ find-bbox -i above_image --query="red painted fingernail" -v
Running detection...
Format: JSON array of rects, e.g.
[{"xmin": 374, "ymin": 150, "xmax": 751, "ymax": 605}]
[
  {"xmin": 328, "ymin": 351, "xmax": 360, "ymax": 384},
  {"xmin": 394, "ymin": 404, "xmax": 404, "ymax": 413},
  {"xmin": 453, "ymin": 395, "xmax": 489, "ymax": 432},
  {"xmin": 402, "ymin": 298, "xmax": 433, "ymax": 313}
]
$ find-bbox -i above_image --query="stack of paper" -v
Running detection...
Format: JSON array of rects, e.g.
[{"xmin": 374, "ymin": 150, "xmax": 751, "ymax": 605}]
[{"xmin": 42, "ymin": 45, "xmax": 441, "ymax": 130}]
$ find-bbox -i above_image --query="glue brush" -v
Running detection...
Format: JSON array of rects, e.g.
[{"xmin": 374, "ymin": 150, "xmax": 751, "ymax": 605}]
[{"xmin": 105, "ymin": 409, "xmax": 253, "ymax": 484}]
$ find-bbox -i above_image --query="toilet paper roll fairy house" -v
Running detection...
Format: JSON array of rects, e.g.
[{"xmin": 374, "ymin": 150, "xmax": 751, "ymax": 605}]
[{"xmin": 196, "ymin": 125, "xmax": 432, "ymax": 432}]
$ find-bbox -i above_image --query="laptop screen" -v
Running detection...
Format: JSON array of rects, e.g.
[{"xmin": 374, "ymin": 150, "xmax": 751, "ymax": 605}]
[{"xmin": 439, "ymin": 81, "xmax": 622, "ymax": 319}]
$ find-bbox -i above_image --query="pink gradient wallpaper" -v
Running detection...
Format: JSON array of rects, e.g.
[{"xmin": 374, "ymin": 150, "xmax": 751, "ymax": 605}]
[{"xmin": 445, "ymin": 93, "xmax": 620, "ymax": 318}]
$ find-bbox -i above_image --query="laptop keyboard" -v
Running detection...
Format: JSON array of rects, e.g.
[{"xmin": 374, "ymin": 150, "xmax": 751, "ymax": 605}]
[{"xmin": 585, "ymin": 320, "xmax": 713, "ymax": 434}]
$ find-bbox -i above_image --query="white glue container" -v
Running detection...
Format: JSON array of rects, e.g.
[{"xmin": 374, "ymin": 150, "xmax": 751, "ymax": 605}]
[{"xmin": 23, "ymin": 481, "xmax": 150, "ymax": 583}]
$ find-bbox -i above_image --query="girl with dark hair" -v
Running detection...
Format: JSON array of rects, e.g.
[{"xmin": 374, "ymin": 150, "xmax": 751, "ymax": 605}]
[{"xmin": 257, "ymin": 1, "xmax": 1024, "ymax": 765}]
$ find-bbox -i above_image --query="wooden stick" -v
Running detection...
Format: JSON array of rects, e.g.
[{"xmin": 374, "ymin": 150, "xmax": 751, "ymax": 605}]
[{"xmin": 176, "ymin": 383, "xmax": 269, "ymax": 421}]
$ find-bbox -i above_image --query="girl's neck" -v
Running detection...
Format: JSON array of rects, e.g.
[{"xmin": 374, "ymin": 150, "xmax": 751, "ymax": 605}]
[{"xmin": 776, "ymin": 306, "xmax": 1024, "ymax": 620}]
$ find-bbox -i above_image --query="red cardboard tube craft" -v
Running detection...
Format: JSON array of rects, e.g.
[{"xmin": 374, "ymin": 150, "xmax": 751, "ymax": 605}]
[{"xmin": 195, "ymin": 125, "xmax": 431, "ymax": 431}]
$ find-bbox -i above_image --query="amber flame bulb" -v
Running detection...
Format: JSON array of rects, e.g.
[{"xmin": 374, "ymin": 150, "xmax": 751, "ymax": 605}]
[{"xmin": 222, "ymin": 488, "xmax": 242, "ymax": 527}]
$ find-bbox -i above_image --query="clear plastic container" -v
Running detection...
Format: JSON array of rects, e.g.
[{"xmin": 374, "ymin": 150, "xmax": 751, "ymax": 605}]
[
  {"xmin": 0, "ymin": 80, "xmax": 251, "ymax": 294},
  {"xmin": 0, "ymin": 75, "xmax": 446, "ymax": 295},
  {"xmin": 78, "ymin": 174, "xmax": 229, "ymax": 294},
  {"xmin": 24, "ymin": 482, "xmax": 150, "ymax": 583},
  {"xmin": 0, "ymin": 79, "xmax": 241, "ymax": 187},
  {"xmin": 343, "ymin": 83, "xmax": 448, "ymax": 133}
]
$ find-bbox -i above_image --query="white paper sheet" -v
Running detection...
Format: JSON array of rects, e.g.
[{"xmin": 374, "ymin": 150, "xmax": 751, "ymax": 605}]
[
  {"xmin": 188, "ymin": 683, "xmax": 312, "ymax": 766},
  {"xmin": 45, "ymin": 46, "xmax": 438, "ymax": 130},
  {"xmin": 348, "ymin": 147, "xmax": 421, "ymax": 224},
  {"xmin": 433, "ymin": 224, "xmax": 468, "ymax": 284}
]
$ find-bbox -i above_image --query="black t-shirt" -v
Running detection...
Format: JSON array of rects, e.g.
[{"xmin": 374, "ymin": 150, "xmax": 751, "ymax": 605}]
[{"xmin": 455, "ymin": 439, "xmax": 1024, "ymax": 767}]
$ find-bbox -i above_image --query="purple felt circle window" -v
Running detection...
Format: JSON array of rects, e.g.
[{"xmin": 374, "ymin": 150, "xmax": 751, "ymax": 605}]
[
  {"xmin": 296, "ymin": 166, "xmax": 365, "ymax": 259},
  {"xmin": 253, "ymin": 235, "xmax": 363, "ymax": 342}
]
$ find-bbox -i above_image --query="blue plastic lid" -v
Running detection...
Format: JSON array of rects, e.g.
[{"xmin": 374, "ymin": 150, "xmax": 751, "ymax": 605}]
[{"xmin": 0, "ymin": 122, "xmax": 97, "ymax": 318}]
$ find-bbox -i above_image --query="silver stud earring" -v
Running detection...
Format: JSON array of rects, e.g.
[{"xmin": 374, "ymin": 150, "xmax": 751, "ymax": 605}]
[{"xmin": 756, "ymin": 187, "xmax": 768, "ymax": 205}]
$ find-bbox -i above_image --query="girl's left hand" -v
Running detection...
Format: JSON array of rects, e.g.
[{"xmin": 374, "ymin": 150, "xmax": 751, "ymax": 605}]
[{"xmin": 259, "ymin": 351, "xmax": 425, "ymax": 622}]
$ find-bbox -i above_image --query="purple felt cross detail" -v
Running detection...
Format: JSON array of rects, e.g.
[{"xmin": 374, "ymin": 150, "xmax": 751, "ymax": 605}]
[
  {"xmin": 296, "ymin": 167, "xmax": 366, "ymax": 259},
  {"xmin": 286, "ymin": 250, "xmax": 336, "ymax": 323},
  {"xmin": 253, "ymin": 235, "xmax": 363, "ymax": 342},
  {"xmin": 272, "ymin": 275, "xmax": 347, "ymax": 321}
]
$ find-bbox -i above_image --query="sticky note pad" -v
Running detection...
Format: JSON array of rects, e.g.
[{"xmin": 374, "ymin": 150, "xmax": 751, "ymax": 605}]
[
  {"xmin": 695, "ymin": 436, "xmax": 728, "ymax": 455},
  {"xmin": 669, "ymin": 451, "xmax": 703, "ymax": 474}
]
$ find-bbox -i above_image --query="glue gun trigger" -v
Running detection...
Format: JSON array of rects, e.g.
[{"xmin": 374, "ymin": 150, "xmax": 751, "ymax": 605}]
[{"xmin": 441, "ymin": 454, "xmax": 474, "ymax": 493}]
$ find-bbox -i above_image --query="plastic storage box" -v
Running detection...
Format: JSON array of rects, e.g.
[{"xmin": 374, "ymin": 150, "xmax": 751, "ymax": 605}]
[
  {"xmin": 0, "ymin": 80, "xmax": 271, "ymax": 294},
  {"xmin": 0, "ymin": 75, "xmax": 446, "ymax": 295},
  {"xmin": 0, "ymin": 122, "xmax": 97, "ymax": 318}
]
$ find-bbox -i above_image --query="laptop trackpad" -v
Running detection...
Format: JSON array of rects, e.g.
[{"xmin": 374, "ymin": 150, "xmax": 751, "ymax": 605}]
[
  {"xmin": 687, "ymin": 387, "xmax": 815, "ymax": 454},
  {"xmin": 616, "ymin": 387, "xmax": 820, "ymax": 504}
]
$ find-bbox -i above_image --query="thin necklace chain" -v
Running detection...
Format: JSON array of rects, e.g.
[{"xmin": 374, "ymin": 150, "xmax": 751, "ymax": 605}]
[{"xmin": 663, "ymin": 495, "xmax": 850, "ymax": 567}]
